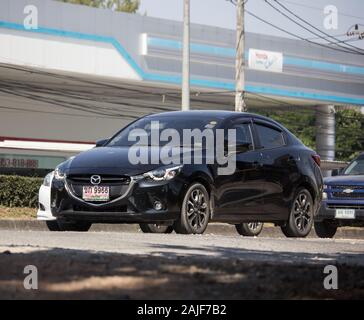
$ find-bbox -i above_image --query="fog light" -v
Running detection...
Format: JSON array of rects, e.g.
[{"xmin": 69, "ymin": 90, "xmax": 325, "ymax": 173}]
[{"xmin": 154, "ymin": 201, "xmax": 163, "ymax": 211}]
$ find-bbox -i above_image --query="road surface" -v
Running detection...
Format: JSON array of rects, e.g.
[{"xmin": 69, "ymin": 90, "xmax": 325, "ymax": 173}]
[{"xmin": 0, "ymin": 230, "xmax": 363, "ymax": 299}]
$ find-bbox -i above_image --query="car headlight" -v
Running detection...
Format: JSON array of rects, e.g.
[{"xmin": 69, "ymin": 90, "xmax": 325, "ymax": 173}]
[
  {"xmin": 54, "ymin": 167, "xmax": 66, "ymax": 181},
  {"xmin": 322, "ymin": 192, "xmax": 328, "ymax": 200},
  {"xmin": 144, "ymin": 165, "xmax": 183, "ymax": 181},
  {"xmin": 43, "ymin": 172, "xmax": 54, "ymax": 187}
]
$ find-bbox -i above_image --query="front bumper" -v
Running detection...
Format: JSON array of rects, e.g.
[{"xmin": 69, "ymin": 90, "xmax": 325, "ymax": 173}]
[
  {"xmin": 316, "ymin": 200, "xmax": 364, "ymax": 223},
  {"xmin": 51, "ymin": 176, "xmax": 183, "ymax": 223},
  {"xmin": 37, "ymin": 184, "xmax": 56, "ymax": 221}
]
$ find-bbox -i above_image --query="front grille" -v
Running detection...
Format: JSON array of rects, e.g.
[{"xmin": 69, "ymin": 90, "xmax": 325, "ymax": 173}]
[
  {"xmin": 330, "ymin": 185, "xmax": 364, "ymax": 190},
  {"xmin": 327, "ymin": 204, "xmax": 364, "ymax": 210},
  {"xmin": 73, "ymin": 204, "xmax": 127, "ymax": 213},
  {"xmin": 67, "ymin": 174, "xmax": 130, "ymax": 185},
  {"xmin": 332, "ymin": 192, "xmax": 364, "ymax": 199},
  {"xmin": 66, "ymin": 174, "xmax": 131, "ymax": 202}
]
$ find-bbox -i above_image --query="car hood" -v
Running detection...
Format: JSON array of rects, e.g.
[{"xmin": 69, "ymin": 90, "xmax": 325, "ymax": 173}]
[
  {"xmin": 324, "ymin": 175, "xmax": 364, "ymax": 186},
  {"xmin": 65, "ymin": 146, "xmax": 194, "ymax": 176}
]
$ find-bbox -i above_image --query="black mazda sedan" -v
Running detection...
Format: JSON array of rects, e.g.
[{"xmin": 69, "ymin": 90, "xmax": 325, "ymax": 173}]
[{"xmin": 48, "ymin": 111, "xmax": 323, "ymax": 237}]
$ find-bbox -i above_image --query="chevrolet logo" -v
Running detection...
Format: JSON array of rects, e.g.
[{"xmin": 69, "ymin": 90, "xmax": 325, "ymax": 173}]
[{"xmin": 343, "ymin": 188, "xmax": 354, "ymax": 194}]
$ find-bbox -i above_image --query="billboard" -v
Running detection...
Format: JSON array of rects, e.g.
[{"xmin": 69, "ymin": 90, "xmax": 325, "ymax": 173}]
[{"xmin": 248, "ymin": 49, "xmax": 283, "ymax": 73}]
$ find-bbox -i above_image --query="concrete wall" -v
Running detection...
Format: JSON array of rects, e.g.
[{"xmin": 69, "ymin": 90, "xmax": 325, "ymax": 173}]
[{"xmin": 0, "ymin": 0, "xmax": 363, "ymax": 106}]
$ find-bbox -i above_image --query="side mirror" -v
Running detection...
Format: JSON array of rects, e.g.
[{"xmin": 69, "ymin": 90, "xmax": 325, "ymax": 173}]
[
  {"xmin": 332, "ymin": 169, "xmax": 341, "ymax": 176},
  {"xmin": 95, "ymin": 138, "xmax": 109, "ymax": 148}
]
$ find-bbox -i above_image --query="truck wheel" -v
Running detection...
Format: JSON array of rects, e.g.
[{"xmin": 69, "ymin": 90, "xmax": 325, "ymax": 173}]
[
  {"xmin": 236, "ymin": 222, "xmax": 263, "ymax": 236},
  {"xmin": 314, "ymin": 221, "xmax": 338, "ymax": 238}
]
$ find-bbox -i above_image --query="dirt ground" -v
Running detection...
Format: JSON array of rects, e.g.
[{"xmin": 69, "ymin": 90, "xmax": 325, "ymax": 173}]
[
  {"xmin": 0, "ymin": 206, "xmax": 36, "ymax": 220},
  {"xmin": 1, "ymin": 246, "xmax": 363, "ymax": 300}
]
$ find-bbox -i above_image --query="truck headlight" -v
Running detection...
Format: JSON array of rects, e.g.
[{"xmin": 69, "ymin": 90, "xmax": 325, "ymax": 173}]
[
  {"xmin": 144, "ymin": 165, "xmax": 183, "ymax": 181},
  {"xmin": 322, "ymin": 192, "xmax": 328, "ymax": 200}
]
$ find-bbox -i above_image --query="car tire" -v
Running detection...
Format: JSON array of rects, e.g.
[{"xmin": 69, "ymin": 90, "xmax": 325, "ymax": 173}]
[
  {"xmin": 57, "ymin": 220, "xmax": 92, "ymax": 232},
  {"xmin": 314, "ymin": 221, "xmax": 338, "ymax": 238},
  {"xmin": 46, "ymin": 220, "xmax": 61, "ymax": 231},
  {"xmin": 174, "ymin": 183, "xmax": 210, "ymax": 235},
  {"xmin": 139, "ymin": 223, "xmax": 174, "ymax": 234},
  {"xmin": 236, "ymin": 222, "xmax": 264, "ymax": 237},
  {"xmin": 281, "ymin": 188, "xmax": 314, "ymax": 238}
]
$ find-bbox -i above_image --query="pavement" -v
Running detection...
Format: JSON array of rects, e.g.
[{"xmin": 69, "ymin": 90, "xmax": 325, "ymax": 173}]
[
  {"xmin": 1, "ymin": 219, "xmax": 364, "ymax": 239},
  {"xmin": 0, "ymin": 229, "xmax": 364, "ymax": 299}
]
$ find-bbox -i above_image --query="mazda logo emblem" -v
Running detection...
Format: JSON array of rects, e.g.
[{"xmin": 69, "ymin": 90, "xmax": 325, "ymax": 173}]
[{"xmin": 90, "ymin": 175, "xmax": 101, "ymax": 185}]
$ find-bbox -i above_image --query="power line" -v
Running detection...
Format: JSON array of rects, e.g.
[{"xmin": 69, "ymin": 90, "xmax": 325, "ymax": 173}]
[
  {"xmin": 278, "ymin": 0, "xmax": 364, "ymax": 22},
  {"xmin": 226, "ymin": 1, "xmax": 364, "ymax": 55},
  {"xmin": 270, "ymin": 0, "xmax": 364, "ymax": 54},
  {"xmin": 245, "ymin": 8, "xmax": 364, "ymax": 55}
]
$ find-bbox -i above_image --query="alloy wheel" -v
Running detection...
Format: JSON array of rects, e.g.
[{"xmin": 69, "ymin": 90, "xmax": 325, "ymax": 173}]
[
  {"xmin": 293, "ymin": 192, "xmax": 312, "ymax": 232},
  {"xmin": 247, "ymin": 222, "xmax": 263, "ymax": 231},
  {"xmin": 186, "ymin": 188, "xmax": 208, "ymax": 232}
]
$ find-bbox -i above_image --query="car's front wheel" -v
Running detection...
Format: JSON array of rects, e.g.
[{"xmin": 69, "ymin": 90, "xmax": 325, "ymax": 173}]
[
  {"xmin": 314, "ymin": 221, "xmax": 338, "ymax": 238},
  {"xmin": 174, "ymin": 183, "xmax": 210, "ymax": 234},
  {"xmin": 139, "ymin": 223, "xmax": 174, "ymax": 234},
  {"xmin": 236, "ymin": 222, "xmax": 263, "ymax": 237},
  {"xmin": 46, "ymin": 220, "xmax": 61, "ymax": 231},
  {"xmin": 281, "ymin": 188, "xmax": 314, "ymax": 238}
]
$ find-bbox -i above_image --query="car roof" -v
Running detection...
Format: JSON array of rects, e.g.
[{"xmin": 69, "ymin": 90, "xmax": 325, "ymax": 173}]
[{"xmin": 145, "ymin": 110, "xmax": 275, "ymax": 122}]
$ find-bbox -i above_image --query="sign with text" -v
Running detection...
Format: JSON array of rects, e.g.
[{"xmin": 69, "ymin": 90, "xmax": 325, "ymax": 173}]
[
  {"xmin": 248, "ymin": 49, "xmax": 283, "ymax": 73},
  {"xmin": 0, "ymin": 154, "xmax": 66, "ymax": 169}
]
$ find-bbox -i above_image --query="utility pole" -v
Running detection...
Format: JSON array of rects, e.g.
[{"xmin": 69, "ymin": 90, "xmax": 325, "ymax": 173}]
[
  {"xmin": 235, "ymin": 0, "xmax": 246, "ymax": 112},
  {"xmin": 182, "ymin": 0, "xmax": 190, "ymax": 111}
]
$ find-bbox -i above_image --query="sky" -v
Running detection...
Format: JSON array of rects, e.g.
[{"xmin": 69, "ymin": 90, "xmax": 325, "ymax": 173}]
[{"xmin": 139, "ymin": 0, "xmax": 364, "ymax": 48}]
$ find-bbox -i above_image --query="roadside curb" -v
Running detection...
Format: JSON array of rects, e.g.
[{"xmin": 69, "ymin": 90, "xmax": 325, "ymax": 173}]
[{"xmin": 0, "ymin": 219, "xmax": 363, "ymax": 239}]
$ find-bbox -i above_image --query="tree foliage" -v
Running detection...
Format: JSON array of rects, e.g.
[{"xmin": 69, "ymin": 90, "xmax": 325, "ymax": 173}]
[{"xmin": 57, "ymin": 0, "xmax": 139, "ymax": 13}]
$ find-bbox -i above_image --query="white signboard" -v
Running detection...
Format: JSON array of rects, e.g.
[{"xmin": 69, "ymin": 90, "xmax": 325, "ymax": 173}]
[{"xmin": 248, "ymin": 49, "xmax": 283, "ymax": 73}]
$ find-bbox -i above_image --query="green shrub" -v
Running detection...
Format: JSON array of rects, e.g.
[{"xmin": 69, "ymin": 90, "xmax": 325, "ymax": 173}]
[{"xmin": 0, "ymin": 175, "xmax": 43, "ymax": 208}]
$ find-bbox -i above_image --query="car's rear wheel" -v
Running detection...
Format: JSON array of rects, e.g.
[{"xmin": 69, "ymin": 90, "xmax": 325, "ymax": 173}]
[
  {"xmin": 57, "ymin": 220, "xmax": 92, "ymax": 232},
  {"xmin": 314, "ymin": 221, "xmax": 338, "ymax": 238},
  {"xmin": 281, "ymin": 188, "xmax": 314, "ymax": 238},
  {"xmin": 236, "ymin": 222, "xmax": 263, "ymax": 237},
  {"xmin": 139, "ymin": 223, "xmax": 174, "ymax": 234},
  {"xmin": 174, "ymin": 183, "xmax": 210, "ymax": 234}
]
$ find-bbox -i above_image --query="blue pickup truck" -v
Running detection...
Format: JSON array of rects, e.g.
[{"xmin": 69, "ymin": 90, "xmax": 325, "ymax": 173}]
[{"xmin": 315, "ymin": 153, "xmax": 364, "ymax": 238}]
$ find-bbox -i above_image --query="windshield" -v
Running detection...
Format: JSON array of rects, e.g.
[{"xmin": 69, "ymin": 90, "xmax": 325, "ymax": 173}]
[
  {"xmin": 106, "ymin": 116, "xmax": 221, "ymax": 147},
  {"xmin": 343, "ymin": 157, "xmax": 364, "ymax": 175}
]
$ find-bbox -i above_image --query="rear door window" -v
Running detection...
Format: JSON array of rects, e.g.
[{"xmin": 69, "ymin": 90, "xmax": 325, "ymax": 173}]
[
  {"xmin": 255, "ymin": 124, "xmax": 285, "ymax": 149},
  {"xmin": 233, "ymin": 123, "xmax": 254, "ymax": 147}
]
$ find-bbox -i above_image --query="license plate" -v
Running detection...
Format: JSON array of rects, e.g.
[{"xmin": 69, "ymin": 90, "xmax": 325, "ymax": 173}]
[
  {"xmin": 335, "ymin": 209, "xmax": 355, "ymax": 219},
  {"xmin": 82, "ymin": 186, "xmax": 109, "ymax": 202}
]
